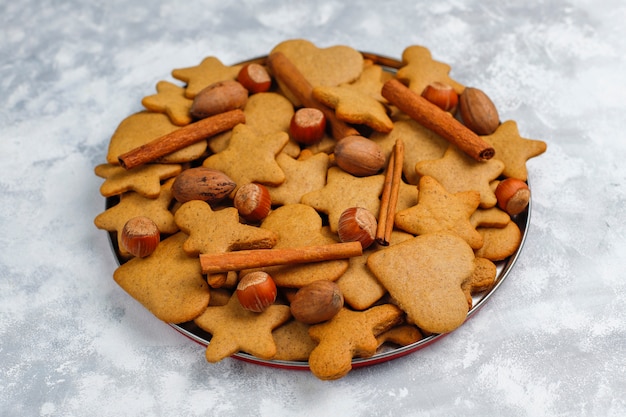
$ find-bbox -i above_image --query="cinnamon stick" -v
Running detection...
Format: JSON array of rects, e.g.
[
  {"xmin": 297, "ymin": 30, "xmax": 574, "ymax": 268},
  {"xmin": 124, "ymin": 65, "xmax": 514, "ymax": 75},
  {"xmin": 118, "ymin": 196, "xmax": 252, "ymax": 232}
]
[
  {"xmin": 118, "ymin": 109, "xmax": 245, "ymax": 170},
  {"xmin": 199, "ymin": 241, "xmax": 363, "ymax": 274},
  {"xmin": 376, "ymin": 139, "xmax": 404, "ymax": 246},
  {"xmin": 266, "ymin": 52, "xmax": 360, "ymax": 140},
  {"xmin": 381, "ymin": 79, "xmax": 495, "ymax": 162}
]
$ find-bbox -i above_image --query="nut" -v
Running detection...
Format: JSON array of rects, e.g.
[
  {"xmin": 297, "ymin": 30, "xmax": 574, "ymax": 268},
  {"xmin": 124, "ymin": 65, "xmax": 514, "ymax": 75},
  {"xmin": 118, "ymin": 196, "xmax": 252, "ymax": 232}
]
[
  {"xmin": 233, "ymin": 182, "xmax": 272, "ymax": 222},
  {"xmin": 236, "ymin": 271, "xmax": 278, "ymax": 313},
  {"xmin": 190, "ymin": 80, "xmax": 248, "ymax": 119},
  {"xmin": 120, "ymin": 216, "xmax": 160, "ymax": 257},
  {"xmin": 237, "ymin": 63, "xmax": 272, "ymax": 94},
  {"xmin": 171, "ymin": 167, "xmax": 236, "ymax": 203},
  {"xmin": 421, "ymin": 82, "xmax": 458, "ymax": 113},
  {"xmin": 290, "ymin": 280, "xmax": 344, "ymax": 324},
  {"xmin": 337, "ymin": 207, "xmax": 377, "ymax": 249},
  {"xmin": 458, "ymin": 87, "xmax": 500, "ymax": 135},
  {"xmin": 495, "ymin": 178, "xmax": 530, "ymax": 215},
  {"xmin": 289, "ymin": 107, "xmax": 327, "ymax": 144},
  {"xmin": 333, "ymin": 135, "xmax": 386, "ymax": 177}
]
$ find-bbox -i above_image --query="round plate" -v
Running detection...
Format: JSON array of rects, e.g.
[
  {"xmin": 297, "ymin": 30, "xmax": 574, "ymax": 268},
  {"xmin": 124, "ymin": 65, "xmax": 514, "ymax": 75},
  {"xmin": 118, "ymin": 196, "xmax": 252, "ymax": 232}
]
[{"xmin": 105, "ymin": 52, "xmax": 531, "ymax": 371}]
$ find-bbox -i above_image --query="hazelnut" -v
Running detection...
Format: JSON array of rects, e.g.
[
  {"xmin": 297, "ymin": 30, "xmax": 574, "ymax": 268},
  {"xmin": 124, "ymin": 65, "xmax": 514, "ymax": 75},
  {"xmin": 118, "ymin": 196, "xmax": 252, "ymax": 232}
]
[
  {"xmin": 290, "ymin": 280, "xmax": 344, "ymax": 324},
  {"xmin": 337, "ymin": 207, "xmax": 377, "ymax": 249},
  {"xmin": 458, "ymin": 87, "xmax": 500, "ymax": 135},
  {"xmin": 421, "ymin": 82, "xmax": 458, "ymax": 113},
  {"xmin": 289, "ymin": 107, "xmax": 327, "ymax": 145},
  {"xmin": 233, "ymin": 183, "xmax": 272, "ymax": 222},
  {"xmin": 236, "ymin": 271, "xmax": 278, "ymax": 313},
  {"xmin": 190, "ymin": 80, "xmax": 248, "ymax": 119},
  {"xmin": 237, "ymin": 63, "xmax": 272, "ymax": 94},
  {"xmin": 333, "ymin": 135, "xmax": 386, "ymax": 177},
  {"xmin": 120, "ymin": 216, "xmax": 160, "ymax": 257},
  {"xmin": 171, "ymin": 167, "xmax": 236, "ymax": 203},
  {"xmin": 495, "ymin": 178, "xmax": 530, "ymax": 215}
]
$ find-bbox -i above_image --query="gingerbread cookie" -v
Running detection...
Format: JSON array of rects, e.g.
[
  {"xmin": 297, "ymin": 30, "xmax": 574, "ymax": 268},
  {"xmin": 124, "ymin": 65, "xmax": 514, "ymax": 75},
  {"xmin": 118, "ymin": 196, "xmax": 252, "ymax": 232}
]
[
  {"xmin": 194, "ymin": 292, "xmax": 291, "ymax": 362},
  {"xmin": 396, "ymin": 45, "xmax": 465, "ymax": 96},
  {"xmin": 95, "ymin": 163, "xmax": 182, "ymax": 198},
  {"xmin": 94, "ymin": 179, "xmax": 178, "ymax": 257},
  {"xmin": 312, "ymin": 84, "xmax": 394, "ymax": 133},
  {"xmin": 141, "ymin": 80, "xmax": 193, "ymax": 126},
  {"xmin": 482, "ymin": 120, "xmax": 548, "ymax": 181},
  {"xmin": 307, "ymin": 304, "xmax": 404, "ymax": 380},
  {"xmin": 171, "ymin": 56, "xmax": 242, "ymax": 99},
  {"xmin": 203, "ymin": 123, "xmax": 289, "ymax": 190},
  {"xmin": 265, "ymin": 151, "xmax": 330, "ymax": 206},
  {"xmin": 415, "ymin": 145, "xmax": 505, "ymax": 208},
  {"xmin": 367, "ymin": 233, "xmax": 476, "ymax": 334},
  {"xmin": 113, "ymin": 232, "xmax": 209, "ymax": 323},
  {"xmin": 395, "ymin": 175, "xmax": 483, "ymax": 250},
  {"xmin": 106, "ymin": 111, "xmax": 207, "ymax": 165},
  {"xmin": 301, "ymin": 167, "xmax": 385, "ymax": 232}
]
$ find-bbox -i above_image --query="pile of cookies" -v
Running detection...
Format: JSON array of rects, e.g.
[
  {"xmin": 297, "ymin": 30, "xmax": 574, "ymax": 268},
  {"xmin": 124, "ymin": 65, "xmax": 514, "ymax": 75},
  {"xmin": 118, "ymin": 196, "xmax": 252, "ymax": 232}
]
[{"xmin": 94, "ymin": 39, "xmax": 546, "ymax": 380}]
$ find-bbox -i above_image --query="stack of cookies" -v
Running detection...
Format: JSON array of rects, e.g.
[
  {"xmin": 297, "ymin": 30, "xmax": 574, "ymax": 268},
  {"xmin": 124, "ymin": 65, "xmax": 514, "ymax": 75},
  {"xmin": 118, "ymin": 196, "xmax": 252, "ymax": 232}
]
[{"xmin": 94, "ymin": 39, "xmax": 546, "ymax": 380}]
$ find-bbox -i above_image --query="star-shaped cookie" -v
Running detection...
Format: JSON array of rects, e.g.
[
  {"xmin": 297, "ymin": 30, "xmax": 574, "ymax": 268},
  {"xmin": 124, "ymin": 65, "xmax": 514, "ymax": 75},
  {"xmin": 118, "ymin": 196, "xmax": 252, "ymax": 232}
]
[
  {"xmin": 113, "ymin": 232, "xmax": 210, "ymax": 323},
  {"xmin": 301, "ymin": 167, "xmax": 385, "ymax": 232},
  {"xmin": 346, "ymin": 63, "xmax": 388, "ymax": 103},
  {"xmin": 141, "ymin": 81, "xmax": 193, "ymax": 126},
  {"xmin": 171, "ymin": 56, "xmax": 242, "ymax": 99},
  {"xmin": 396, "ymin": 45, "xmax": 465, "ymax": 95},
  {"xmin": 194, "ymin": 292, "xmax": 292, "ymax": 362},
  {"xmin": 95, "ymin": 163, "xmax": 182, "ymax": 198},
  {"xmin": 203, "ymin": 123, "xmax": 289, "ymax": 190},
  {"xmin": 371, "ymin": 117, "xmax": 449, "ymax": 185},
  {"xmin": 94, "ymin": 179, "xmax": 178, "ymax": 257},
  {"xmin": 394, "ymin": 175, "xmax": 483, "ymax": 250},
  {"xmin": 208, "ymin": 92, "xmax": 294, "ymax": 154},
  {"xmin": 307, "ymin": 304, "xmax": 404, "ymax": 380},
  {"xmin": 312, "ymin": 85, "xmax": 394, "ymax": 133},
  {"xmin": 174, "ymin": 200, "xmax": 278, "ymax": 256},
  {"xmin": 482, "ymin": 120, "xmax": 547, "ymax": 181},
  {"xmin": 266, "ymin": 151, "xmax": 330, "ymax": 206},
  {"xmin": 415, "ymin": 145, "xmax": 505, "ymax": 208}
]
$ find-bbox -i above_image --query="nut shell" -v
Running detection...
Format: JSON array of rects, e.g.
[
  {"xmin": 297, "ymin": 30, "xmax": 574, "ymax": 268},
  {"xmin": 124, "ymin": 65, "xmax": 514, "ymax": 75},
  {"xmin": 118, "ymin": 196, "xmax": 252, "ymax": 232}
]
[
  {"xmin": 290, "ymin": 280, "xmax": 344, "ymax": 324},
  {"xmin": 236, "ymin": 271, "xmax": 278, "ymax": 313},
  {"xmin": 334, "ymin": 135, "xmax": 385, "ymax": 177},
  {"xmin": 421, "ymin": 82, "xmax": 458, "ymax": 113},
  {"xmin": 233, "ymin": 183, "xmax": 272, "ymax": 222},
  {"xmin": 289, "ymin": 107, "xmax": 327, "ymax": 144},
  {"xmin": 337, "ymin": 207, "xmax": 377, "ymax": 249},
  {"xmin": 459, "ymin": 87, "xmax": 500, "ymax": 135},
  {"xmin": 495, "ymin": 178, "xmax": 530, "ymax": 215},
  {"xmin": 237, "ymin": 63, "xmax": 272, "ymax": 94},
  {"xmin": 190, "ymin": 80, "xmax": 248, "ymax": 119},
  {"xmin": 120, "ymin": 216, "xmax": 160, "ymax": 257},
  {"xmin": 171, "ymin": 167, "xmax": 236, "ymax": 203}
]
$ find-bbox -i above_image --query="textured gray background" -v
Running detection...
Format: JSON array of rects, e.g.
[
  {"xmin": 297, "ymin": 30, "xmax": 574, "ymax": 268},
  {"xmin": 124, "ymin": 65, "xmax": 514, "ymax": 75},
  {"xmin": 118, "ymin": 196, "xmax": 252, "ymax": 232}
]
[{"xmin": 1, "ymin": 1, "xmax": 625, "ymax": 416}]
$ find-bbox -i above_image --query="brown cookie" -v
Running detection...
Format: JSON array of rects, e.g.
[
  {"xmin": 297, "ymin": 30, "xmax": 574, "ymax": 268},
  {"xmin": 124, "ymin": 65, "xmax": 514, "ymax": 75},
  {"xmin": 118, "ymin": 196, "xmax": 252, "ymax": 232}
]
[
  {"xmin": 367, "ymin": 233, "xmax": 476, "ymax": 334},
  {"xmin": 256, "ymin": 204, "xmax": 350, "ymax": 288},
  {"xmin": 94, "ymin": 179, "xmax": 178, "ymax": 257},
  {"xmin": 141, "ymin": 80, "xmax": 193, "ymax": 126},
  {"xmin": 106, "ymin": 111, "xmax": 207, "ymax": 165},
  {"xmin": 307, "ymin": 304, "xmax": 404, "ymax": 380},
  {"xmin": 415, "ymin": 145, "xmax": 505, "ymax": 208},
  {"xmin": 301, "ymin": 166, "xmax": 385, "ymax": 232},
  {"xmin": 395, "ymin": 175, "xmax": 483, "ymax": 250},
  {"xmin": 396, "ymin": 45, "xmax": 465, "ymax": 96},
  {"xmin": 203, "ymin": 123, "xmax": 289, "ymax": 191},
  {"xmin": 113, "ymin": 232, "xmax": 210, "ymax": 323},
  {"xmin": 482, "ymin": 120, "xmax": 548, "ymax": 181},
  {"xmin": 266, "ymin": 151, "xmax": 330, "ymax": 206},
  {"xmin": 95, "ymin": 163, "xmax": 182, "ymax": 198},
  {"xmin": 194, "ymin": 292, "xmax": 292, "ymax": 362},
  {"xmin": 171, "ymin": 56, "xmax": 242, "ymax": 99}
]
